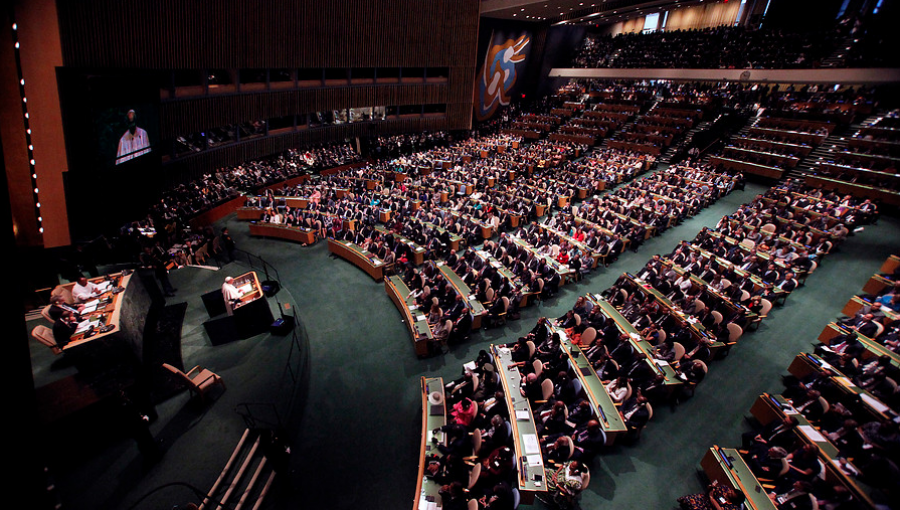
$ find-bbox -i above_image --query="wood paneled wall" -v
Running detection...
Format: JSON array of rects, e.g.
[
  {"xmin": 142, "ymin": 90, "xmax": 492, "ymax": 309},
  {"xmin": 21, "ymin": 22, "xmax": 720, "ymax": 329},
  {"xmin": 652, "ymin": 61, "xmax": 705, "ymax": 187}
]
[
  {"xmin": 57, "ymin": 0, "xmax": 478, "ymax": 69},
  {"xmin": 160, "ymin": 83, "xmax": 449, "ymax": 137}
]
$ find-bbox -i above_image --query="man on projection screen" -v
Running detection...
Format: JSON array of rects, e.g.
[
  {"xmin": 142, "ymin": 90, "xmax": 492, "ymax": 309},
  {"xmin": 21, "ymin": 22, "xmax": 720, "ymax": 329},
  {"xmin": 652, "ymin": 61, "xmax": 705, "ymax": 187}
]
[{"xmin": 115, "ymin": 109, "xmax": 151, "ymax": 165}]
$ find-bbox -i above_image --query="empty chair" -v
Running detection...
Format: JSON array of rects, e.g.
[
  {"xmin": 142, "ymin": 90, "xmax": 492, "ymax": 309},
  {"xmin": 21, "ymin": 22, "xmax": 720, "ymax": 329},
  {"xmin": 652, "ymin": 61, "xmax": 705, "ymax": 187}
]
[
  {"xmin": 580, "ymin": 327, "xmax": 597, "ymax": 346},
  {"xmin": 693, "ymin": 299, "xmax": 706, "ymax": 314},
  {"xmin": 532, "ymin": 358, "xmax": 544, "ymax": 379},
  {"xmin": 40, "ymin": 305, "xmax": 56, "ymax": 323},
  {"xmin": 32, "ymin": 325, "xmax": 62, "ymax": 355},
  {"xmin": 761, "ymin": 223, "xmax": 777, "ymax": 234},
  {"xmin": 51, "ymin": 285, "xmax": 75, "ymax": 305},
  {"xmin": 671, "ymin": 342, "xmax": 686, "ymax": 362},
  {"xmin": 468, "ymin": 427, "xmax": 483, "ymax": 459},
  {"xmin": 467, "ymin": 462, "xmax": 481, "ymax": 490},
  {"xmin": 727, "ymin": 323, "xmax": 743, "ymax": 343},
  {"xmin": 162, "ymin": 363, "xmax": 226, "ymax": 402},
  {"xmin": 710, "ymin": 310, "xmax": 723, "ymax": 325},
  {"xmin": 539, "ymin": 379, "xmax": 554, "ymax": 402},
  {"xmin": 798, "ymin": 260, "xmax": 818, "ymax": 285}
]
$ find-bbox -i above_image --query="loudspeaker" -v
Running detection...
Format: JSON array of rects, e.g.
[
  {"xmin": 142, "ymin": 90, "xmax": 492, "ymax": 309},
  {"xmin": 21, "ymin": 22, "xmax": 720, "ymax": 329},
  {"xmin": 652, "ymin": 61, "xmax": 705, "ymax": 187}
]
[
  {"xmin": 271, "ymin": 315, "xmax": 295, "ymax": 336},
  {"xmin": 261, "ymin": 280, "xmax": 280, "ymax": 297}
]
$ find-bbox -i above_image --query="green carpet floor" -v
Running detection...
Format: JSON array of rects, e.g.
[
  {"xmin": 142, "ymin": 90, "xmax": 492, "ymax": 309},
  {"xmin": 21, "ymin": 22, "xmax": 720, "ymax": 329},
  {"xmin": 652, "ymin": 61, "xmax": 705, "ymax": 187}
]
[{"xmin": 32, "ymin": 180, "xmax": 900, "ymax": 510}]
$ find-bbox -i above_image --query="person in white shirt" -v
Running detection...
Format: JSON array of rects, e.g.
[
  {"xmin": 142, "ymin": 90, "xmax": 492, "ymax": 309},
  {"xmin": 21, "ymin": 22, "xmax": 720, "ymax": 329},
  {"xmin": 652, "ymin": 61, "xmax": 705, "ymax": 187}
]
[
  {"xmin": 116, "ymin": 109, "xmax": 151, "ymax": 165},
  {"xmin": 72, "ymin": 277, "xmax": 102, "ymax": 303},
  {"xmin": 222, "ymin": 276, "xmax": 243, "ymax": 315}
]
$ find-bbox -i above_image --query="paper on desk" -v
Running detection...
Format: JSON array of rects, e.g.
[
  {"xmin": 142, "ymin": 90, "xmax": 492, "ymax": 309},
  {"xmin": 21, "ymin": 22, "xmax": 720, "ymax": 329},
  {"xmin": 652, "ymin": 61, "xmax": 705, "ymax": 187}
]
[
  {"xmin": 75, "ymin": 321, "xmax": 95, "ymax": 334},
  {"xmin": 97, "ymin": 281, "xmax": 112, "ymax": 292},
  {"xmin": 516, "ymin": 410, "xmax": 530, "ymax": 421},
  {"xmin": 798, "ymin": 425, "xmax": 826, "ymax": 443},
  {"xmin": 527, "ymin": 454, "xmax": 543, "ymax": 467},
  {"xmin": 655, "ymin": 360, "xmax": 670, "ymax": 367},
  {"xmin": 833, "ymin": 376, "xmax": 854, "ymax": 389},
  {"xmin": 463, "ymin": 361, "xmax": 477, "ymax": 372},
  {"xmin": 83, "ymin": 299, "xmax": 101, "ymax": 311},
  {"xmin": 860, "ymin": 393, "xmax": 890, "ymax": 413},
  {"xmin": 523, "ymin": 434, "xmax": 540, "ymax": 454}
]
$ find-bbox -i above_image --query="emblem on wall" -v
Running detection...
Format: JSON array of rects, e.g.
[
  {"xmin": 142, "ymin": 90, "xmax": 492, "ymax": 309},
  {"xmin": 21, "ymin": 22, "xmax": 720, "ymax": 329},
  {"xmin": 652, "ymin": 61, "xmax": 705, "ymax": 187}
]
[{"xmin": 475, "ymin": 34, "xmax": 530, "ymax": 121}]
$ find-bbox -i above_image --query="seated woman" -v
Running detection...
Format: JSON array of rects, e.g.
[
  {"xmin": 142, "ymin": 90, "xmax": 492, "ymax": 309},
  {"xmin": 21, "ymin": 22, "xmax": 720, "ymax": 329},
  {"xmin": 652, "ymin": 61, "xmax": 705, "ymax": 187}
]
[
  {"xmin": 547, "ymin": 460, "xmax": 590, "ymax": 508},
  {"xmin": 605, "ymin": 375, "xmax": 630, "ymax": 404}
]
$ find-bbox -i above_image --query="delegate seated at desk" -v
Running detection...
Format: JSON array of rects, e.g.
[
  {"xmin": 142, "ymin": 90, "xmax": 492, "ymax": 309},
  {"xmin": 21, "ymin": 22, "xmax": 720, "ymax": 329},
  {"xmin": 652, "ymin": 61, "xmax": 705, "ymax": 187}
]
[
  {"xmin": 53, "ymin": 311, "xmax": 83, "ymax": 348},
  {"xmin": 222, "ymin": 276, "xmax": 244, "ymax": 316},
  {"xmin": 72, "ymin": 277, "xmax": 103, "ymax": 303},
  {"xmin": 49, "ymin": 295, "xmax": 84, "ymax": 322}
]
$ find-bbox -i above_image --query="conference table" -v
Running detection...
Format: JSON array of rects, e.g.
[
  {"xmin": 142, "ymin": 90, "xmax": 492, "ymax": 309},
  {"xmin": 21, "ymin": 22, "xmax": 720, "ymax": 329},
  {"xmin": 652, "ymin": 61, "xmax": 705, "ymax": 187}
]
[
  {"xmin": 413, "ymin": 376, "xmax": 446, "ymax": 510},
  {"xmin": 491, "ymin": 344, "xmax": 546, "ymax": 503},
  {"xmin": 57, "ymin": 272, "xmax": 134, "ymax": 350},
  {"xmin": 546, "ymin": 320, "xmax": 628, "ymax": 443},
  {"xmin": 700, "ymin": 446, "xmax": 777, "ymax": 510},
  {"xmin": 327, "ymin": 238, "xmax": 385, "ymax": 281},
  {"xmin": 385, "ymin": 276, "xmax": 434, "ymax": 357}
]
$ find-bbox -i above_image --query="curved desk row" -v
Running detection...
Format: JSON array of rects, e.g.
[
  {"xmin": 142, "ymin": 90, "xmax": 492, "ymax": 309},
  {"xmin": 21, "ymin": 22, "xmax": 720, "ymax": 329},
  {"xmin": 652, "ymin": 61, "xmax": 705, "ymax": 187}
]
[
  {"xmin": 327, "ymin": 239, "xmax": 385, "ymax": 281},
  {"xmin": 701, "ymin": 446, "xmax": 777, "ymax": 510},
  {"xmin": 492, "ymin": 344, "xmax": 546, "ymax": 503},
  {"xmin": 548, "ymin": 321, "xmax": 628, "ymax": 443},
  {"xmin": 586, "ymin": 295, "xmax": 682, "ymax": 391},
  {"xmin": 385, "ymin": 276, "xmax": 435, "ymax": 357},
  {"xmin": 413, "ymin": 377, "xmax": 446, "ymax": 510},
  {"xmin": 750, "ymin": 393, "xmax": 877, "ymax": 509},
  {"xmin": 435, "ymin": 262, "xmax": 486, "ymax": 329},
  {"xmin": 249, "ymin": 222, "xmax": 316, "ymax": 245}
]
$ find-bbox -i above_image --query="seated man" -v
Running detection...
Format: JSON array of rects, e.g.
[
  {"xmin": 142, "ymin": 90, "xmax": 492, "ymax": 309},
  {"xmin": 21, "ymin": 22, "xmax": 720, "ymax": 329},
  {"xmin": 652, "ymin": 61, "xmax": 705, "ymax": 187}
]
[
  {"xmin": 72, "ymin": 277, "xmax": 103, "ymax": 303},
  {"xmin": 52, "ymin": 311, "xmax": 82, "ymax": 348},
  {"xmin": 619, "ymin": 391, "xmax": 651, "ymax": 435}
]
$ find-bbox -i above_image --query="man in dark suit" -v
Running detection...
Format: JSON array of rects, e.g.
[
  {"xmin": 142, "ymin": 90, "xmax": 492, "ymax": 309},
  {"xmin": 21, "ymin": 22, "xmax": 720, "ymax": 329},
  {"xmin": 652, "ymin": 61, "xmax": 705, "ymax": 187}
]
[
  {"xmin": 572, "ymin": 420, "xmax": 606, "ymax": 460},
  {"xmin": 52, "ymin": 311, "xmax": 80, "ymax": 348},
  {"xmin": 620, "ymin": 392, "xmax": 650, "ymax": 434}
]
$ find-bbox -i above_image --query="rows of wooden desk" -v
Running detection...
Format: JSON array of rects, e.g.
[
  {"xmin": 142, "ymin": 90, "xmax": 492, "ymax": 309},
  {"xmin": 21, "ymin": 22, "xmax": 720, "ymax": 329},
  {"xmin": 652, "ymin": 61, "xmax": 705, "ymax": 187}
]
[
  {"xmin": 327, "ymin": 239, "xmax": 385, "ymax": 281},
  {"xmin": 249, "ymin": 222, "xmax": 316, "ymax": 245},
  {"xmin": 385, "ymin": 276, "xmax": 435, "ymax": 357}
]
